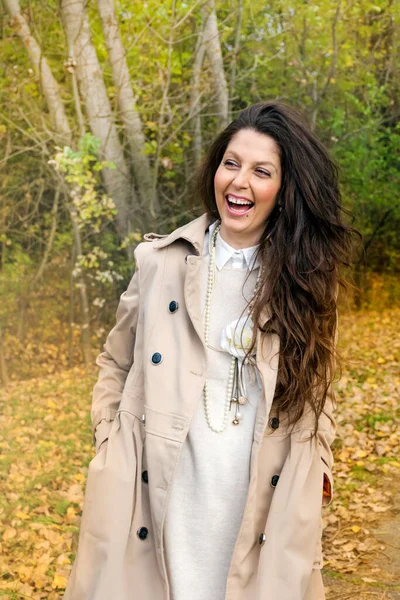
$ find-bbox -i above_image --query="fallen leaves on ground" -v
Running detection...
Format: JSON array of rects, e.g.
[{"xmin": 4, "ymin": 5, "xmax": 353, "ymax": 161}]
[
  {"xmin": 322, "ymin": 309, "xmax": 400, "ymax": 587},
  {"xmin": 0, "ymin": 367, "xmax": 95, "ymax": 599},
  {"xmin": 0, "ymin": 308, "xmax": 399, "ymax": 598}
]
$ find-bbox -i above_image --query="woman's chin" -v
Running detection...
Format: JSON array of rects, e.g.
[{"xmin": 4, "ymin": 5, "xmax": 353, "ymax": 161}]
[{"xmin": 220, "ymin": 218, "xmax": 262, "ymax": 248}]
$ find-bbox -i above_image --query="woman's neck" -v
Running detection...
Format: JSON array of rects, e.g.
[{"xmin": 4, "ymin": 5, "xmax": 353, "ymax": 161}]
[{"xmin": 219, "ymin": 224, "xmax": 260, "ymax": 250}]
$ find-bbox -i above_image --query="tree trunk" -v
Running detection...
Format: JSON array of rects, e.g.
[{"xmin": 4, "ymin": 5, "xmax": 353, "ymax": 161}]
[
  {"xmin": 228, "ymin": 0, "xmax": 243, "ymax": 120},
  {"xmin": 68, "ymin": 239, "xmax": 76, "ymax": 368},
  {"xmin": 203, "ymin": 0, "xmax": 229, "ymax": 130},
  {"xmin": 310, "ymin": 0, "xmax": 341, "ymax": 130},
  {"xmin": 97, "ymin": 0, "xmax": 157, "ymax": 222},
  {"xmin": 353, "ymin": 208, "xmax": 393, "ymax": 309},
  {"xmin": 152, "ymin": 2, "xmax": 176, "ymax": 204},
  {"xmin": 0, "ymin": 325, "xmax": 9, "ymax": 387},
  {"xmin": 17, "ymin": 189, "xmax": 60, "ymax": 342},
  {"xmin": 60, "ymin": 0, "xmax": 138, "ymax": 246},
  {"xmin": 68, "ymin": 202, "xmax": 92, "ymax": 366},
  {"xmin": 2, "ymin": 0, "xmax": 71, "ymax": 143},
  {"xmin": 190, "ymin": 18, "xmax": 207, "ymax": 166},
  {"xmin": 2, "ymin": 0, "xmax": 94, "ymax": 364}
]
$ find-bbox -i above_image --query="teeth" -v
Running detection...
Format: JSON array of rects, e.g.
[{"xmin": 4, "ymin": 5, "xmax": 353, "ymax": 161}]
[{"xmin": 227, "ymin": 195, "xmax": 253, "ymax": 206}]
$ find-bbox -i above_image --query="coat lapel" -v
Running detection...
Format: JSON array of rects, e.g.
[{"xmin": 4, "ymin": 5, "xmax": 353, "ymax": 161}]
[
  {"xmin": 153, "ymin": 213, "xmax": 280, "ymax": 427},
  {"xmin": 153, "ymin": 213, "xmax": 213, "ymax": 349}
]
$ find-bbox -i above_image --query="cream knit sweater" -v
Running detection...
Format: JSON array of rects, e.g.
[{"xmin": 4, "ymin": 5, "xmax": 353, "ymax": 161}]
[{"xmin": 163, "ymin": 230, "xmax": 262, "ymax": 600}]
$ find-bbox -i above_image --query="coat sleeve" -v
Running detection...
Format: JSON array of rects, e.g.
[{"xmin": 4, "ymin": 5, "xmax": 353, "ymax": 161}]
[
  {"xmin": 318, "ymin": 389, "xmax": 336, "ymax": 506},
  {"xmin": 91, "ymin": 246, "xmax": 141, "ymax": 453},
  {"xmin": 317, "ymin": 306, "xmax": 339, "ymax": 506},
  {"xmin": 258, "ymin": 427, "xmax": 327, "ymax": 599}
]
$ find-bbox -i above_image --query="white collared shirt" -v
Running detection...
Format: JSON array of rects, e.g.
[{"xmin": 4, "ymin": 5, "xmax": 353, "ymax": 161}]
[
  {"xmin": 165, "ymin": 224, "xmax": 262, "ymax": 600},
  {"xmin": 203, "ymin": 220, "xmax": 260, "ymax": 271}
]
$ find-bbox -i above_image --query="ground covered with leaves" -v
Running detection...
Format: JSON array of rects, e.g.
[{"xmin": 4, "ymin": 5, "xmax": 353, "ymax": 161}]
[{"xmin": 0, "ymin": 309, "xmax": 399, "ymax": 599}]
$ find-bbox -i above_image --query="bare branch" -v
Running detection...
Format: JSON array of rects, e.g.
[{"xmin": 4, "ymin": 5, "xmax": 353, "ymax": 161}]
[{"xmin": 228, "ymin": 0, "xmax": 243, "ymax": 120}]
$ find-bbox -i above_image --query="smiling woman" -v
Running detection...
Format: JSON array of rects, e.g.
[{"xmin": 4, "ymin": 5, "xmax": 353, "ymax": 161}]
[
  {"xmin": 64, "ymin": 101, "xmax": 359, "ymax": 600},
  {"xmin": 214, "ymin": 129, "xmax": 282, "ymax": 248}
]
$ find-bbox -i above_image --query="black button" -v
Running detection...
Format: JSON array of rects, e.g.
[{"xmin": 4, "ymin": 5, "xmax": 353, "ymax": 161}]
[
  {"xmin": 271, "ymin": 474, "xmax": 280, "ymax": 487},
  {"xmin": 269, "ymin": 417, "xmax": 280, "ymax": 430},
  {"xmin": 168, "ymin": 301, "xmax": 179, "ymax": 313},
  {"xmin": 137, "ymin": 527, "xmax": 148, "ymax": 540},
  {"xmin": 141, "ymin": 470, "xmax": 149, "ymax": 484},
  {"xmin": 259, "ymin": 533, "xmax": 266, "ymax": 546},
  {"xmin": 151, "ymin": 352, "xmax": 162, "ymax": 365}
]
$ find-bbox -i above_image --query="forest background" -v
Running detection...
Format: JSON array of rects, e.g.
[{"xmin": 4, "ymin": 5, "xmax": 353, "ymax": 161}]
[
  {"xmin": 0, "ymin": 0, "xmax": 399, "ymax": 380},
  {"xmin": 0, "ymin": 1, "xmax": 400, "ymax": 598}
]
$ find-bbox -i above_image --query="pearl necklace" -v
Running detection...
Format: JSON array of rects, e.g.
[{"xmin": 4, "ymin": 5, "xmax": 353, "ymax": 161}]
[{"xmin": 203, "ymin": 222, "xmax": 263, "ymax": 433}]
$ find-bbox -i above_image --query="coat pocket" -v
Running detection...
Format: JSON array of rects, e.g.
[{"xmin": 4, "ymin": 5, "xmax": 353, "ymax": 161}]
[
  {"xmin": 80, "ymin": 411, "xmax": 138, "ymax": 540},
  {"xmin": 141, "ymin": 406, "xmax": 188, "ymax": 535}
]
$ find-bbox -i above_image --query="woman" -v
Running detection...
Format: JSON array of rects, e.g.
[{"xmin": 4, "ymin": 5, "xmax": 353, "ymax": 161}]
[{"xmin": 64, "ymin": 101, "xmax": 355, "ymax": 600}]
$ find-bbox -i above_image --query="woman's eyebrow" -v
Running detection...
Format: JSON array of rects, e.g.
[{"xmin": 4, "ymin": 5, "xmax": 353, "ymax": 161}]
[{"xmin": 225, "ymin": 150, "xmax": 278, "ymax": 173}]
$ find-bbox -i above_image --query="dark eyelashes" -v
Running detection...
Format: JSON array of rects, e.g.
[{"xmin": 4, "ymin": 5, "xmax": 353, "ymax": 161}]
[{"xmin": 223, "ymin": 160, "xmax": 271, "ymax": 177}]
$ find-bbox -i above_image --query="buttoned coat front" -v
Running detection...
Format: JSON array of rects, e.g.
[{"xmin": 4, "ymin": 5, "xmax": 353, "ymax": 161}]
[{"xmin": 64, "ymin": 213, "xmax": 336, "ymax": 600}]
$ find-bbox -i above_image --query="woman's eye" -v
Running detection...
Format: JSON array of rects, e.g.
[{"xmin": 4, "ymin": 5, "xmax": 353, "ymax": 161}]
[
  {"xmin": 223, "ymin": 160, "xmax": 238, "ymax": 167},
  {"xmin": 256, "ymin": 169, "xmax": 270, "ymax": 177}
]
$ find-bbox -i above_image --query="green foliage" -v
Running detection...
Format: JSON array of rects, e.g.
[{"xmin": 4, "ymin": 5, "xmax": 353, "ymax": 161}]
[
  {"xmin": 0, "ymin": 0, "xmax": 399, "ymax": 362},
  {"xmin": 49, "ymin": 134, "xmax": 117, "ymax": 233},
  {"xmin": 47, "ymin": 134, "xmax": 128, "ymax": 329}
]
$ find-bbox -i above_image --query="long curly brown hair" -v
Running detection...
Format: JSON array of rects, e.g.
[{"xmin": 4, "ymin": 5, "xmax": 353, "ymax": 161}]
[{"xmin": 195, "ymin": 101, "xmax": 360, "ymax": 435}]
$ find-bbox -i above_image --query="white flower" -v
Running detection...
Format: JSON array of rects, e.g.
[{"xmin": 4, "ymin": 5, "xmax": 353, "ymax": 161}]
[
  {"xmin": 220, "ymin": 315, "xmax": 255, "ymax": 359},
  {"xmin": 93, "ymin": 297, "xmax": 106, "ymax": 308}
]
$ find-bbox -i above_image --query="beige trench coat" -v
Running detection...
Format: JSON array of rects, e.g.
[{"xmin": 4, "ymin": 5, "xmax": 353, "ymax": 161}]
[{"xmin": 64, "ymin": 213, "xmax": 336, "ymax": 600}]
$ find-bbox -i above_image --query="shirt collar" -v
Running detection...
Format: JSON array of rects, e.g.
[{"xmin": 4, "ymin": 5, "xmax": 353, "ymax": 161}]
[{"xmin": 207, "ymin": 220, "xmax": 260, "ymax": 271}]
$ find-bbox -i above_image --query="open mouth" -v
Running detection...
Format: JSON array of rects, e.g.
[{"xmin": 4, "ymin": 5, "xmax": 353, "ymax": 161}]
[{"xmin": 225, "ymin": 194, "xmax": 255, "ymax": 216}]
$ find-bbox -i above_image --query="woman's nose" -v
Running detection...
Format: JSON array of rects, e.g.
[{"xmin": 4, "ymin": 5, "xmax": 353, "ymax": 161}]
[{"xmin": 232, "ymin": 169, "xmax": 250, "ymax": 189}]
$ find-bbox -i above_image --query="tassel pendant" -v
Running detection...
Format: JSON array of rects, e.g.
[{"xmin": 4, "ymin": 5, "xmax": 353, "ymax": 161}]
[{"xmin": 231, "ymin": 358, "xmax": 242, "ymax": 425}]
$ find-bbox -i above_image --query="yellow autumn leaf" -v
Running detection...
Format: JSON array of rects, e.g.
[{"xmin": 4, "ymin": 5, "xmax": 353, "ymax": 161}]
[
  {"xmin": 376, "ymin": 357, "xmax": 385, "ymax": 364},
  {"xmin": 132, "ymin": 231, "xmax": 142, "ymax": 242},
  {"xmin": 350, "ymin": 525, "xmax": 361, "ymax": 533},
  {"xmin": 52, "ymin": 573, "xmax": 68, "ymax": 589},
  {"xmin": 355, "ymin": 450, "xmax": 368, "ymax": 458},
  {"xmin": 66, "ymin": 505, "xmax": 77, "ymax": 523},
  {"xmin": 3, "ymin": 527, "xmax": 17, "ymax": 541},
  {"xmin": 47, "ymin": 399, "xmax": 57, "ymax": 409},
  {"xmin": 18, "ymin": 564, "xmax": 34, "ymax": 581},
  {"xmin": 15, "ymin": 510, "xmax": 30, "ymax": 520},
  {"xmin": 56, "ymin": 553, "xmax": 71, "ymax": 565},
  {"xmin": 33, "ymin": 575, "xmax": 47, "ymax": 589}
]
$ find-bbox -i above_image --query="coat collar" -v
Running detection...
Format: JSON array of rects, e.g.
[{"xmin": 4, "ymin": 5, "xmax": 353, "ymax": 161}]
[
  {"xmin": 151, "ymin": 211, "xmax": 273, "ymax": 328},
  {"xmin": 151, "ymin": 213, "xmax": 214, "ymax": 255},
  {"xmin": 153, "ymin": 211, "xmax": 279, "ymax": 423}
]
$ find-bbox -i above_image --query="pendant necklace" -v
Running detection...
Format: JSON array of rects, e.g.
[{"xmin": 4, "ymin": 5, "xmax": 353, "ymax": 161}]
[{"xmin": 203, "ymin": 222, "xmax": 263, "ymax": 433}]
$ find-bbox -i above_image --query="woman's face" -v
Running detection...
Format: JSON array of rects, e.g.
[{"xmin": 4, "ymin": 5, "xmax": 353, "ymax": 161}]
[{"xmin": 214, "ymin": 128, "xmax": 282, "ymax": 249}]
